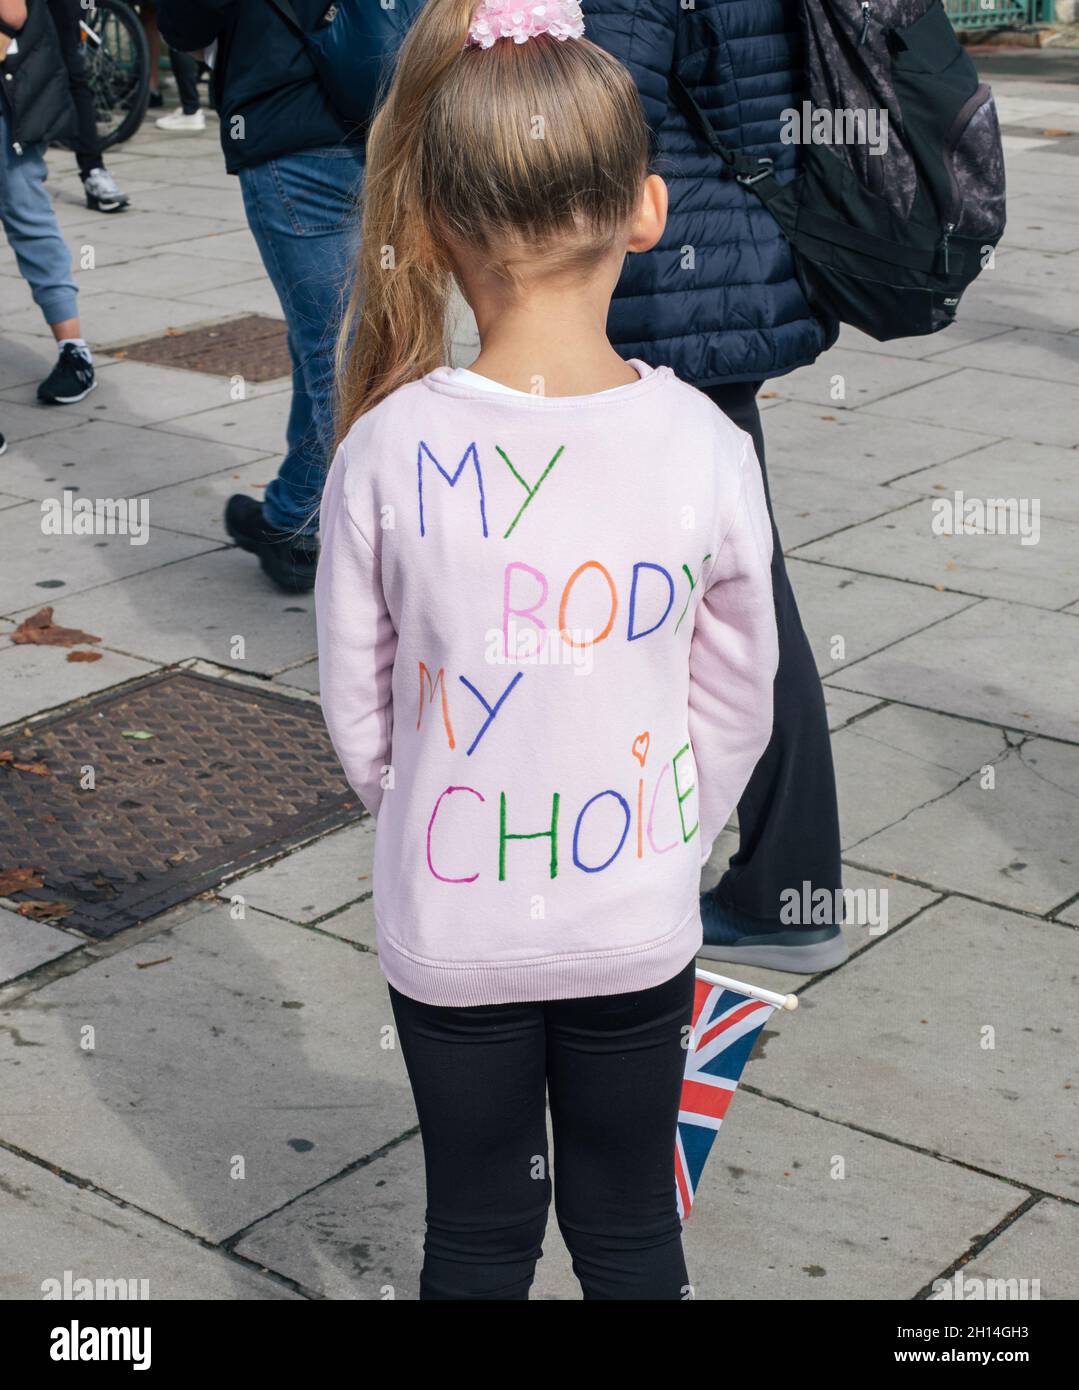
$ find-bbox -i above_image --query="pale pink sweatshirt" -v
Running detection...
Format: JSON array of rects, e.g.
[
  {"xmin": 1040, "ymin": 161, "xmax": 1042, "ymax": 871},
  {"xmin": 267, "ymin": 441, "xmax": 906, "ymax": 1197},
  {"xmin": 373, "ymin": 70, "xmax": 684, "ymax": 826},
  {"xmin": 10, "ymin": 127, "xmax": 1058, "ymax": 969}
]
[{"xmin": 315, "ymin": 362, "xmax": 778, "ymax": 1006}]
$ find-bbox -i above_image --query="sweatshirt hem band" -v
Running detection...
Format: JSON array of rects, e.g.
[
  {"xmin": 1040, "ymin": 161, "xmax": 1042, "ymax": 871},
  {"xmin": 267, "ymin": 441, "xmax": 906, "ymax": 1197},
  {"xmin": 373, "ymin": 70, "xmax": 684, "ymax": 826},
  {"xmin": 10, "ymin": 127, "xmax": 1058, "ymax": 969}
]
[{"xmin": 376, "ymin": 905, "xmax": 704, "ymax": 1007}]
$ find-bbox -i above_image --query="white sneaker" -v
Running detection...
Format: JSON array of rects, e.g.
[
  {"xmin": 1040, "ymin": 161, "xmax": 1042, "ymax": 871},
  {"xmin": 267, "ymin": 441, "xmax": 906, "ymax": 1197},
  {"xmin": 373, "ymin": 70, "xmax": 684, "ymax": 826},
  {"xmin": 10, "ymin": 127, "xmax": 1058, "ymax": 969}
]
[{"xmin": 155, "ymin": 109, "xmax": 206, "ymax": 133}]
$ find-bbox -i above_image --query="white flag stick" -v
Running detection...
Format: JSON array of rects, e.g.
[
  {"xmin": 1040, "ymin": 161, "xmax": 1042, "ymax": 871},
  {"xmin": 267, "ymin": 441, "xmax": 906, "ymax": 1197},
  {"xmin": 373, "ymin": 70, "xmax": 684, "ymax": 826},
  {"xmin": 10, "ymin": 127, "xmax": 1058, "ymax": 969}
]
[{"xmin": 695, "ymin": 966, "xmax": 799, "ymax": 1012}]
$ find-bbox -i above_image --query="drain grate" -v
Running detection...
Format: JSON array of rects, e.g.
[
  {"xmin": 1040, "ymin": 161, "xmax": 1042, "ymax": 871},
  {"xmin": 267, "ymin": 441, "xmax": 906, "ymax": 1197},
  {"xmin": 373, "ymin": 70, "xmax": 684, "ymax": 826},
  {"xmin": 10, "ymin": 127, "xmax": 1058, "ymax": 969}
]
[
  {"xmin": 113, "ymin": 314, "xmax": 291, "ymax": 381},
  {"xmin": 0, "ymin": 671, "xmax": 360, "ymax": 938}
]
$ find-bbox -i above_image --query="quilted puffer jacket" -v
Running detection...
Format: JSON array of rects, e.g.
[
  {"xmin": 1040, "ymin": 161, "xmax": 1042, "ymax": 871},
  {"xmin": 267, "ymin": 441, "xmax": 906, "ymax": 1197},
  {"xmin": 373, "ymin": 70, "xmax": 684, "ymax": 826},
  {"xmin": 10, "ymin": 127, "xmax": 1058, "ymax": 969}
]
[{"xmin": 583, "ymin": 0, "xmax": 838, "ymax": 386}]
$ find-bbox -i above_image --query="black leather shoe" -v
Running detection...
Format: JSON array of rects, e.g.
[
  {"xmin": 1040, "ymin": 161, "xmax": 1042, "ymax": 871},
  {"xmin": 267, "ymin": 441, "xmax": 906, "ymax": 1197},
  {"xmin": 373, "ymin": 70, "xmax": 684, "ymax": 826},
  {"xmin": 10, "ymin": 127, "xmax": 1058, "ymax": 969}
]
[{"xmin": 224, "ymin": 494, "xmax": 318, "ymax": 593}]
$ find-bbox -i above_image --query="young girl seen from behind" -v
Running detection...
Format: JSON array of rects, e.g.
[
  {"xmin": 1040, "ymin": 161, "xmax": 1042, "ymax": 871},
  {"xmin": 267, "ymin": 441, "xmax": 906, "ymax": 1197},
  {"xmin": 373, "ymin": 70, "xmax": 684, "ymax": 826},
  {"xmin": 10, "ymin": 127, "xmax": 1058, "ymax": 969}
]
[{"xmin": 316, "ymin": 0, "xmax": 779, "ymax": 1300}]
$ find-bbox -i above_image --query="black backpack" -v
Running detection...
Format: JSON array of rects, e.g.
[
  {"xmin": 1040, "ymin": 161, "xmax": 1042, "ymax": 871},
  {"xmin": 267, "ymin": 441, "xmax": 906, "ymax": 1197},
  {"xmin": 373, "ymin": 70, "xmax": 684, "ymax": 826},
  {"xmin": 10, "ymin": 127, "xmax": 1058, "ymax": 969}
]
[{"xmin": 672, "ymin": 0, "xmax": 1006, "ymax": 341}]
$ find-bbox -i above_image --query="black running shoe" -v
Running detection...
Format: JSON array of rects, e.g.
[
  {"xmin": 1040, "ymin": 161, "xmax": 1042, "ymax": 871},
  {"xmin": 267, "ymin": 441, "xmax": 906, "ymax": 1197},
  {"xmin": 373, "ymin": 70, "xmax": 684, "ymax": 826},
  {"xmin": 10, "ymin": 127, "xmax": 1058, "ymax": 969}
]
[
  {"xmin": 224, "ymin": 494, "xmax": 318, "ymax": 593},
  {"xmin": 0, "ymin": 432, "xmax": 7, "ymax": 456},
  {"xmin": 148, "ymin": 90, "xmax": 164, "ymax": 109},
  {"xmin": 37, "ymin": 345, "xmax": 96, "ymax": 405}
]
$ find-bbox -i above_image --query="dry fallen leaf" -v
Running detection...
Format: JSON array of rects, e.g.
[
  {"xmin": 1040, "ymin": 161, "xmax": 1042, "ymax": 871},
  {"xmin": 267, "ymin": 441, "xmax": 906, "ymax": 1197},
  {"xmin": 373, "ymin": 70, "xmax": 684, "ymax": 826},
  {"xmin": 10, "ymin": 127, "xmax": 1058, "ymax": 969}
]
[
  {"xmin": 17, "ymin": 900, "xmax": 72, "ymax": 921},
  {"xmin": 11, "ymin": 608, "xmax": 101, "ymax": 649},
  {"xmin": 67, "ymin": 650, "xmax": 103, "ymax": 663},
  {"xmin": 0, "ymin": 866, "xmax": 45, "ymax": 895}
]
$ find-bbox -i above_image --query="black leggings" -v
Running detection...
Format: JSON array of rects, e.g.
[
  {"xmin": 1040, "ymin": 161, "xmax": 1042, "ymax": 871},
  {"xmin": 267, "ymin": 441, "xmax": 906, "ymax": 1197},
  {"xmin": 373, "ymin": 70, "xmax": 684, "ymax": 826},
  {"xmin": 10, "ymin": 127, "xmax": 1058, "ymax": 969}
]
[{"xmin": 389, "ymin": 959, "xmax": 697, "ymax": 1301}]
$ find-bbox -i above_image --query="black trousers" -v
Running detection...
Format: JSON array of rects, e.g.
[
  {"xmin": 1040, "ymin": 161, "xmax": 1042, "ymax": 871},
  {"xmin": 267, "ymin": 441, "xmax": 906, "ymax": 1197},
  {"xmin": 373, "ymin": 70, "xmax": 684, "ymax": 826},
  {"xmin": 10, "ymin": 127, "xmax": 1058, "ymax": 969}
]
[
  {"xmin": 50, "ymin": 0, "xmax": 104, "ymax": 176},
  {"xmin": 703, "ymin": 381, "xmax": 842, "ymax": 920},
  {"xmin": 170, "ymin": 49, "xmax": 202, "ymax": 115},
  {"xmin": 389, "ymin": 960, "xmax": 697, "ymax": 1301}
]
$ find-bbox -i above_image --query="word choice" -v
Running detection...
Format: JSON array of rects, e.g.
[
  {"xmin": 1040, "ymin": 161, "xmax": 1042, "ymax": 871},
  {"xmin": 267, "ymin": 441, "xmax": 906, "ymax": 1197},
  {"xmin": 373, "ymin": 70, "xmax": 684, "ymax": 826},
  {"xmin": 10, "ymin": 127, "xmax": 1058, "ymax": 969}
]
[{"xmin": 426, "ymin": 745, "xmax": 699, "ymax": 883}]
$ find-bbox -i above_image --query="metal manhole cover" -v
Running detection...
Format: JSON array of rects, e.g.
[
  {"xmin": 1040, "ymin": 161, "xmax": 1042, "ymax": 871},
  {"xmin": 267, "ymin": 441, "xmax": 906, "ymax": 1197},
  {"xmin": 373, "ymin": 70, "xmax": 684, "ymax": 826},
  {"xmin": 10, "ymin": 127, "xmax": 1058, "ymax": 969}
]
[
  {"xmin": 113, "ymin": 315, "xmax": 291, "ymax": 381},
  {"xmin": 0, "ymin": 671, "xmax": 360, "ymax": 938}
]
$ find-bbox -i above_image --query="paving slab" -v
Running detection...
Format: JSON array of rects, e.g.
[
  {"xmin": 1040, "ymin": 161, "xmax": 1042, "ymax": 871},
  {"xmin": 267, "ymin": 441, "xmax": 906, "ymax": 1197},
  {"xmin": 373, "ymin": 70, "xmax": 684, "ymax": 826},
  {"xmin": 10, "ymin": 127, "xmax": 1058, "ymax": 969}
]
[
  {"xmin": 0, "ymin": 418, "xmax": 270, "ymax": 506},
  {"xmin": 103, "ymin": 156, "xmax": 237, "ymax": 192},
  {"xmin": 8, "ymin": 548, "xmax": 317, "ymax": 674},
  {"xmin": 864, "ymin": 367, "xmax": 1079, "ymax": 449},
  {"xmin": 957, "ymin": 274, "xmax": 1079, "ymax": 335},
  {"xmin": 830, "ymin": 599, "xmax": 1079, "ymax": 744},
  {"xmin": 768, "ymin": 463, "xmax": 913, "ymax": 550},
  {"xmin": 0, "ymin": 399, "xmax": 102, "ymax": 447},
  {"xmin": 178, "ymin": 277, "xmax": 286, "ymax": 320},
  {"xmin": 832, "ymin": 704, "xmax": 1010, "ymax": 851},
  {"xmin": 682, "ymin": 1092, "xmax": 1023, "ymax": 1301},
  {"xmin": 756, "ymin": 400, "xmax": 996, "ymax": 487},
  {"xmin": 850, "ymin": 739, "xmax": 1079, "ymax": 915},
  {"xmin": 276, "ymin": 660, "xmax": 320, "ymax": 696},
  {"xmin": 885, "ymin": 438, "xmax": 1079, "ymax": 525},
  {"xmin": 0, "ymin": 500, "xmax": 216, "ymax": 617},
  {"xmin": 314, "ymin": 897, "xmax": 376, "ymax": 951},
  {"xmin": 822, "ymin": 686, "xmax": 882, "ymax": 731},
  {"xmin": 122, "ymin": 183, "xmax": 248, "ymax": 223},
  {"xmin": 88, "ymin": 359, "xmax": 287, "ymax": 429},
  {"xmin": 154, "ymin": 391, "xmax": 294, "ymax": 456},
  {"xmin": 155, "ymin": 228, "xmax": 264, "ymax": 266},
  {"xmin": 0, "ymin": 907, "xmax": 81, "ymax": 984},
  {"xmin": 0, "ymin": 1149, "xmax": 299, "ymax": 1301},
  {"xmin": 2, "ymin": 293, "xmax": 227, "ymax": 350},
  {"xmin": 0, "ymin": 639, "xmax": 158, "ymax": 726},
  {"xmin": 755, "ymin": 898, "xmax": 1079, "ymax": 1200},
  {"xmin": 835, "ymin": 320, "xmax": 1013, "ymax": 364},
  {"xmin": 997, "ymin": 220, "xmax": 1079, "ymax": 256},
  {"xmin": 785, "ymin": 558, "xmax": 976, "ymax": 677},
  {"xmin": 771, "ymin": 348, "xmax": 956, "ymax": 410},
  {"xmin": 0, "ymin": 904, "xmax": 414, "ymax": 1241},
  {"xmin": 233, "ymin": 1085, "xmax": 1021, "ymax": 1301},
  {"xmin": 233, "ymin": 821, "xmax": 375, "ymax": 924},
  {"xmin": 62, "ymin": 212, "xmax": 248, "ymax": 263},
  {"xmin": 149, "ymin": 455, "xmax": 283, "ymax": 543},
  {"xmin": 925, "ymin": 326, "xmax": 1079, "ymax": 385},
  {"xmin": 795, "ymin": 496, "xmax": 1079, "ymax": 610},
  {"xmin": 947, "ymin": 1198, "xmax": 1079, "ymax": 1301},
  {"xmin": 1, "ymin": 359, "xmax": 283, "ymax": 427},
  {"xmin": 697, "ymin": 864, "xmax": 940, "ymax": 1000},
  {"xmin": 992, "ymin": 245, "xmax": 1079, "ymax": 291},
  {"xmin": 77, "ymin": 253, "xmax": 264, "ymax": 304}
]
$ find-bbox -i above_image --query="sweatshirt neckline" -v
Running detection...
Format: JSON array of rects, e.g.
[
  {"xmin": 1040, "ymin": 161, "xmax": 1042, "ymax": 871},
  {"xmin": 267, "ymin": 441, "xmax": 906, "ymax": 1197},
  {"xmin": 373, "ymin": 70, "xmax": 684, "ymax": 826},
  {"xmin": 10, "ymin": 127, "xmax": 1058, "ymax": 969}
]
[{"xmin": 422, "ymin": 359, "xmax": 671, "ymax": 409}]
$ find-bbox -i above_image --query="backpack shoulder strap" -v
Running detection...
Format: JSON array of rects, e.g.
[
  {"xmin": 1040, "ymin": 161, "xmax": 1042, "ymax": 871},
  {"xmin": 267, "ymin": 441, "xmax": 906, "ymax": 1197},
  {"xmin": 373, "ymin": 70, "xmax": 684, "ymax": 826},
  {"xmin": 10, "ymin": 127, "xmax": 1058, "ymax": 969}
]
[{"xmin": 668, "ymin": 71, "xmax": 778, "ymax": 191}]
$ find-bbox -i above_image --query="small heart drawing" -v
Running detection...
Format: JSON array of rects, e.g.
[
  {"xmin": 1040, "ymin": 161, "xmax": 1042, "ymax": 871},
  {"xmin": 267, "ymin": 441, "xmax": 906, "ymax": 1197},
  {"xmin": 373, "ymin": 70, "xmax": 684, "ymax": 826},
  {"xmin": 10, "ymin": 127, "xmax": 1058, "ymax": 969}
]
[{"xmin": 631, "ymin": 732, "xmax": 650, "ymax": 767}]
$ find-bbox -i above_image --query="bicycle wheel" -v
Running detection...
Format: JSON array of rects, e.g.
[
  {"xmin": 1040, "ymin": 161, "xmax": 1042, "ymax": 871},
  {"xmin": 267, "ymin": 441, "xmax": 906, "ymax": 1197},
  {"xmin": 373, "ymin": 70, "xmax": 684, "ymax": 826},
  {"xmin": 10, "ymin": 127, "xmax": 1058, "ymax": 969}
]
[{"xmin": 80, "ymin": 0, "xmax": 151, "ymax": 150}]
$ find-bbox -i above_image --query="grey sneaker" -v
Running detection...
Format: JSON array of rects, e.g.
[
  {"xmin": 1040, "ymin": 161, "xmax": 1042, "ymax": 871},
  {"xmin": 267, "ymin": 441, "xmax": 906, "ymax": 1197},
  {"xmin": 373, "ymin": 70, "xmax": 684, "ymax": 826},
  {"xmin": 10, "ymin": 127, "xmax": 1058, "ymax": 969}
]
[
  {"xmin": 698, "ymin": 892, "xmax": 850, "ymax": 974},
  {"xmin": 83, "ymin": 167, "xmax": 130, "ymax": 214}
]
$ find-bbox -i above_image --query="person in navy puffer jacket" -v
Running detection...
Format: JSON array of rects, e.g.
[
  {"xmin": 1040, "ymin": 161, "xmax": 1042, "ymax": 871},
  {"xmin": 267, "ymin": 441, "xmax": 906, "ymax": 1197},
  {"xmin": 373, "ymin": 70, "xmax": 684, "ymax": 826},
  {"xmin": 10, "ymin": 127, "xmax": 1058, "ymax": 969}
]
[{"xmin": 583, "ymin": 0, "xmax": 846, "ymax": 973}]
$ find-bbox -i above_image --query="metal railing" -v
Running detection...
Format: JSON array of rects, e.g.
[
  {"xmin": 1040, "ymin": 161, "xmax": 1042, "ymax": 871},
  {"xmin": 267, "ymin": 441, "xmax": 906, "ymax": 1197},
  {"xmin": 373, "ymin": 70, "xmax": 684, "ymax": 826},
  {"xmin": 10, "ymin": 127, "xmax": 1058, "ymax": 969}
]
[{"xmin": 945, "ymin": 0, "xmax": 1055, "ymax": 28}]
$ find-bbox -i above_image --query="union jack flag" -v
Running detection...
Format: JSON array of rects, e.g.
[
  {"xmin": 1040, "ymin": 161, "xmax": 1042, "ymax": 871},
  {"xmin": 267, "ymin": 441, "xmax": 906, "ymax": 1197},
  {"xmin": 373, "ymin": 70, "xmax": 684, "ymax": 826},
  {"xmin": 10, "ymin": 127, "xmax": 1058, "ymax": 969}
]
[{"xmin": 675, "ymin": 973, "xmax": 777, "ymax": 1220}]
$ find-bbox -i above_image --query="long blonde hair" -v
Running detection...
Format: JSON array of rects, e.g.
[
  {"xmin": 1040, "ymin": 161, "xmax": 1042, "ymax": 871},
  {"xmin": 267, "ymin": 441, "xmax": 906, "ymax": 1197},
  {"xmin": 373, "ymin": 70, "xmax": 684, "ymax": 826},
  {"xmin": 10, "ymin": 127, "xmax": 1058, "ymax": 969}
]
[{"xmin": 333, "ymin": 0, "xmax": 650, "ymax": 442}]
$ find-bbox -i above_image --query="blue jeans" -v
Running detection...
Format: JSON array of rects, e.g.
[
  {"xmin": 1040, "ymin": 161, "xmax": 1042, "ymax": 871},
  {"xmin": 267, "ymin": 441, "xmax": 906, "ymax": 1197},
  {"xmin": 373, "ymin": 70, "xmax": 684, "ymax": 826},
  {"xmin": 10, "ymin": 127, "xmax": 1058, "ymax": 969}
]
[
  {"xmin": 239, "ymin": 146, "xmax": 364, "ymax": 534},
  {"xmin": 0, "ymin": 110, "xmax": 79, "ymax": 327}
]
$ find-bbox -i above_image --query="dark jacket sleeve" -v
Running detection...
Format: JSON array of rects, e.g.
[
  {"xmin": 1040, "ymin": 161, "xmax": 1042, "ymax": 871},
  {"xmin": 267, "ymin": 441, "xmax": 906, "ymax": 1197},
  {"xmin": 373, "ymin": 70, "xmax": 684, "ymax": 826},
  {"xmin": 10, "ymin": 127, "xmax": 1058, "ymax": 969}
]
[
  {"xmin": 156, "ymin": 0, "xmax": 236, "ymax": 53},
  {"xmin": 581, "ymin": 0, "xmax": 677, "ymax": 134}
]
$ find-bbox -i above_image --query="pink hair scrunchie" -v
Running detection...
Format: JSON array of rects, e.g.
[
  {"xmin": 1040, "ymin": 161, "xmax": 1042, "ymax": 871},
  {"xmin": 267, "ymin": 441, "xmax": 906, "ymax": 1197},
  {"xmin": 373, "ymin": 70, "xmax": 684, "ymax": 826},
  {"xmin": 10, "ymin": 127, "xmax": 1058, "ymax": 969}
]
[{"xmin": 466, "ymin": 1, "xmax": 586, "ymax": 50}]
